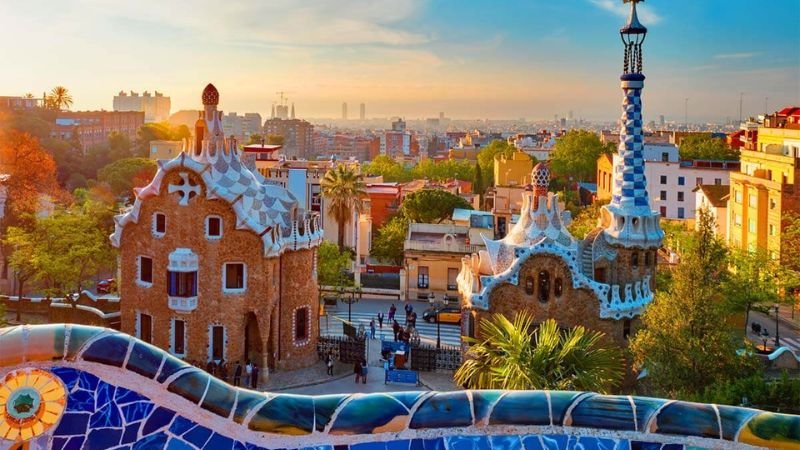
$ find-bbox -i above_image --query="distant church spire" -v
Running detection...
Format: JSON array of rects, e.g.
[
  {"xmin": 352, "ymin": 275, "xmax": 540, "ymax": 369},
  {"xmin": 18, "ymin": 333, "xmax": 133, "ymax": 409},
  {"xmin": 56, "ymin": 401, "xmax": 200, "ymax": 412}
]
[
  {"xmin": 601, "ymin": 0, "xmax": 663, "ymax": 248},
  {"xmin": 291, "ymin": 103, "xmax": 295, "ymax": 119}
]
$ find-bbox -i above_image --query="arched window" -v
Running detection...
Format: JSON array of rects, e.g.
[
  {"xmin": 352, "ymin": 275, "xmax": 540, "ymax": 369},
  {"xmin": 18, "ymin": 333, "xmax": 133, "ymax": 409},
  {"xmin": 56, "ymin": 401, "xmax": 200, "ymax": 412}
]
[
  {"xmin": 631, "ymin": 251, "xmax": 639, "ymax": 268},
  {"xmin": 554, "ymin": 277, "xmax": 563, "ymax": 298},
  {"xmin": 538, "ymin": 270, "xmax": 550, "ymax": 303},
  {"xmin": 525, "ymin": 276, "xmax": 534, "ymax": 295}
]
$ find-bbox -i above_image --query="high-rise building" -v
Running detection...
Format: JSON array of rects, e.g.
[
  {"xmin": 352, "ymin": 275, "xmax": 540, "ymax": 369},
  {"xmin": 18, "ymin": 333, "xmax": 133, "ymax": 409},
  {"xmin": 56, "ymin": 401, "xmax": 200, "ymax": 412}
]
[
  {"xmin": 659, "ymin": 115, "xmax": 665, "ymax": 127},
  {"xmin": 359, "ymin": 103, "xmax": 365, "ymax": 120},
  {"xmin": 342, "ymin": 102, "xmax": 348, "ymax": 120},
  {"xmin": 263, "ymin": 117, "xmax": 314, "ymax": 159},
  {"xmin": 52, "ymin": 111, "xmax": 144, "ymax": 151},
  {"xmin": 113, "ymin": 90, "xmax": 171, "ymax": 122},
  {"xmin": 221, "ymin": 112, "xmax": 262, "ymax": 142}
]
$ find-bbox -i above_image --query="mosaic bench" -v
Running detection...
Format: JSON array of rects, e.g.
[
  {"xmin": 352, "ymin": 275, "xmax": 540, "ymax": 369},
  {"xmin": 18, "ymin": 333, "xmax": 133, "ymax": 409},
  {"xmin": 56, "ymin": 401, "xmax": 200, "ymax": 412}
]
[{"xmin": 0, "ymin": 324, "xmax": 798, "ymax": 450}]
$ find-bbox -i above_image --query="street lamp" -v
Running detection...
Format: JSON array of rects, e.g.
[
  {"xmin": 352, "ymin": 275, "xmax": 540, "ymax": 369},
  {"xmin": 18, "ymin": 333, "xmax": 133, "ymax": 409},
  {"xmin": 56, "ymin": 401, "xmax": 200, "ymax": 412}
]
[
  {"xmin": 429, "ymin": 292, "xmax": 449, "ymax": 349},
  {"xmin": 773, "ymin": 304, "xmax": 781, "ymax": 348}
]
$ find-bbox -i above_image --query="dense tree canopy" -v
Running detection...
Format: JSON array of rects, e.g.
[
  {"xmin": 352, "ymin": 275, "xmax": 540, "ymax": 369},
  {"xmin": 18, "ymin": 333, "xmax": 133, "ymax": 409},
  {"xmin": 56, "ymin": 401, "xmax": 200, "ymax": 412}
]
[
  {"xmin": 455, "ymin": 314, "xmax": 624, "ymax": 393},
  {"xmin": 363, "ymin": 155, "xmax": 474, "ymax": 183},
  {"xmin": 630, "ymin": 210, "xmax": 759, "ymax": 397},
  {"xmin": 400, "ymin": 189, "xmax": 472, "ymax": 224},
  {"xmin": 549, "ymin": 130, "xmax": 614, "ymax": 183},
  {"xmin": 362, "ymin": 155, "xmax": 411, "ymax": 182},
  {"xmin": 317, "ymin": 241, "xmax": 353, "ymax": 287},
  {"xmin": 679, "ymin": 135, "xmax": 739, "ymax": 161},
  {"xmin": 97, "ymin": 157, "xmax": 157, "ymax": 198},
  {"xmin": 370, "ymin": 216, "xmax": 408, "ymax": 266},
  {"xmin": 0, "ymin": 130, "xmax": 60, "ymax": 228}
]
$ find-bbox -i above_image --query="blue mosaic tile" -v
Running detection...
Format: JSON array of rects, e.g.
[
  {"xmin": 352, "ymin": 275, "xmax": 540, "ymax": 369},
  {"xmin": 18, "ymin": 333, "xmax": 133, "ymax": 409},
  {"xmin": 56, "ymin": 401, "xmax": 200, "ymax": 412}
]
[
  {"xmin": 613, "ymin": 441, "xmax": 631, "ymax": 450},
  {"xmin": 66, "ymin": 388, "xmax": 96, "ymax": 412},
  {"xmin": 422, "ymin": 438, "xmax": 445, "ymax": 450},
  {"xmin": 201, "ymin": 376, "xmax": 237, "ymax": 417},
  {"xmin": 96, "ymin": 380, "xmax": 116, "ymax": 408},
  {"xmin": 66, "ymin": 325, "xmax": 105, "ymax": 360},
  {"xmin": 716, "ymin": 404, "xmax": 759, "ymax": 441},
  {"xmin": 141, "ymin": 406, "xmax": 176, "ymax": 435},
  {"xmin": 121, "ymin": 401, "xmax": 155, "ymax": 424},
  {"xmin": 167, "ymin": 438, "xmax": 196, "ymax": 450},
  {"xmin": 53, "ymin": 435, "xmax": 84, "ymax": 450},
  {"xmin": 571, "ymin": 436, "xmax": 618, "ymax": 450},
  {"xmin": 168, "ymin": 369, "xmax": 211, "ymax": 404},
  {"xmin": 490, "ymin": 391, "xmax": 550, "ymax": 426},
  {"xmin": 78, "ymin": 371, "xmax": 101, "ymax": 391},
  {"xmin": 86, "ymin": 428, "xmax": 123, "ymax": 449},
  {"xmin": 387, "ymin": 392, "xmax": 426, "ymax": 410},
  {"xmin": 570, "ymin": 395, "xmax": 636, "ymax": 431},
  {"xmin": 249, "ymin": 394, "xmax": 314, "ymax": 434},
  {"xmin": 386, "ymin": 439, "xmax": 411, "ymax": 450},
  {"xmin": 521, "ymin": 436, "xmax": 545, "ymax": 450},
  {"xmin": 410, "ymin": 392, "xmax": 472, "ymax": 429},
  {"xmin": 233, "ymin": 441, "xmax": 248, "ymax": 450},
  {"xmin": 82, "ymin": 333, "xmax": 131, "ymax": 367},
  {"xmin": 352, "ymin": 441, "xmax": 387, "ymax": 450},
  {"xmin": 204, "ymin": 432, "xmax": 235, "ymax": 450},
  {"xmin": 170, "ymin": 415, "xmax": 196, "ymax": 436},
  {"xmin": 156, "ymin": 353, "xmax": 191, "ymax": 383},
  {"xmin": 409, "ymin": 438, "xmax": 425, "ymax": 450},
  {"xmin": 115, "ymin": 386, "xmax": 145, "ymax": 405},
  {"xmin": 631, "ymin": 397, "xmax": 668, "ymax": 431},
  {"xmin": 472, "ymin": 391, "xmax": 503, "ymax": 424},
  {"xmin": 121, "ymin": 422, "xmax": 141, "ymax": 445},
  {"xmin": 630, "ymin": 443, "xmax": 663, "ymax": 450},
  {"xmin": 548, "ymin": 391, "xmax": 582, "ymax": 425},
  {"xmin": 489, "ymin": 435, "xmax": 522, "ymax": 450},
  {"xmin": 233, "ymin": 390, "xmax": 269, "ymax": 424},
  {"xmin": 331, "ymin": 394, "xmax": 409, "ymax": 434},
  {"xmin": 655, "ymin": 402, "xmax": 720, "ymax": 439},
  {"xmin": 54, "ymin": 412, "xmax": 90, "ymax": 436},
  {"xmin": 541, "ymin": 434, "xmax": 569, "ymax": 450},
  {"xmin": 90, "ymin": 402, "xmax": 123, "ymax": 428},
  {"xmin": 184, "ymin": 424, "xmax": 214, "ymax": 448},
  {"xmin": 52, "ymin": 366, "xmax": 80, "ymax": 390},
  {"xmin": 126, "ymin": 341, "xmax": 165, "ymax": 379},
  {"xmin": 133, "ymin": 432, "xmax": 169, "ymax": 450},
  {"xmin": 448, "ymin": 435, "xmax": 490, "ymax": 450},
  {"xmin": 314, "ymin": 394, "xmax": 348, "ymax": 431}
]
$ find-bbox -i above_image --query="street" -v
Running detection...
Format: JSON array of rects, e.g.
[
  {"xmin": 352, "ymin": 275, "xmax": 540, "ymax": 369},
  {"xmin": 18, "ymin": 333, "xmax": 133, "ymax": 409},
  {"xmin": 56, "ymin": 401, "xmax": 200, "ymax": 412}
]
[
  {"xmin": 320, "ymin": 297, "xmax": 462, "ymax": 347},
  {"xmin": 748, "ymin": 310, "xmax": 800, "ymax": 353}
]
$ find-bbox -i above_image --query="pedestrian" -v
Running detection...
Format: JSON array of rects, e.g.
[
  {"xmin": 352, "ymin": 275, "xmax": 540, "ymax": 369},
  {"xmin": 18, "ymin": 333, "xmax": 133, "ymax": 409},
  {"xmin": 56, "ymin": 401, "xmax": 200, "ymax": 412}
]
[
  {"xmin": 388, "ymin": 304, "xmax": 396, "ymax": 322},
  {"xmin": 244, "ymin": 359, "xmax": 252, "ymax": 389},
  {"xmin": 325, "ymin": 351, "xmax": 334, "ymax": 376},
  {"xmin": 404, "ymin": 302, "xmax": 412, "ymax": 322},
  {"xmin": 233, "ymin": 361, "xmax": 242, "ymax": 386},
  {"xmin": 377, "ymin": 312, "xmax": 384, "ymax": 329},
  {"xmin": 360, "ymin": 359, "xmax": 368, "ymax": 384},
  {"xmin": 219, "ymin": 361, "xmax": 228, "ymax": 383},
  {"xmin": 251, "ymin": 363, "xmax": 260, "ymax": 389},
  {"xmin": 392, "ymin": 319, "xmax": 401, "ymax": 342},
  {"xmin": 369, "ymin": 319, "xmax": 376, "ymax": 339},
  {"xmin": 409, "ymin": 311, "xmax": 417, "ymax": 328},
  {"xmin": 353, "ymin": 360, "xmax": 362, "ymax": 383}
]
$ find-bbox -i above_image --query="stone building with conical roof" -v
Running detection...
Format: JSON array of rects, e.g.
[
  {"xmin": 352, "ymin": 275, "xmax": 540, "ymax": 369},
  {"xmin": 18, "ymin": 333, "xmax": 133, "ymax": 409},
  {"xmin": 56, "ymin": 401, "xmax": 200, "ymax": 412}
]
[
  {"xmin": 457, "ymin": 0, "xmax": 663, "ymax": 350},
  {"xmin": 112, "ymin": 84, "xmax": 323, "ymax": 380}
]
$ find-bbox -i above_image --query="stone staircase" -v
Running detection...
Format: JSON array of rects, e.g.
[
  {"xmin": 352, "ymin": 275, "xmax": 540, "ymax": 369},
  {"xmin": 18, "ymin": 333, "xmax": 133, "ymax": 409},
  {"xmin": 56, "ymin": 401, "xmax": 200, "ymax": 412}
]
[{"xmin": 580, "ymin": 228, "xmax": 603, "ymax": 276}]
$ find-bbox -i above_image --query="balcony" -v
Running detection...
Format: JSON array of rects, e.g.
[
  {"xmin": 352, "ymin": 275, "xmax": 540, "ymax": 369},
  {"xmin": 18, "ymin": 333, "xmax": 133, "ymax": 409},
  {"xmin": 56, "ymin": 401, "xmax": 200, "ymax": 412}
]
[{"xmin": 168, "ymin": 296, "xmax": 197, "ymax": 313}]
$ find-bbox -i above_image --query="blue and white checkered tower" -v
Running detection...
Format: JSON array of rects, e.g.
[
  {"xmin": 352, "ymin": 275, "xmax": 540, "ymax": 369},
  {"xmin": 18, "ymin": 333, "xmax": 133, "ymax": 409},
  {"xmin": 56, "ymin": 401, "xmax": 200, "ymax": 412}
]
[{"xmin": 602, "ymin": 0, "xmax": 664, "ymax": 248}]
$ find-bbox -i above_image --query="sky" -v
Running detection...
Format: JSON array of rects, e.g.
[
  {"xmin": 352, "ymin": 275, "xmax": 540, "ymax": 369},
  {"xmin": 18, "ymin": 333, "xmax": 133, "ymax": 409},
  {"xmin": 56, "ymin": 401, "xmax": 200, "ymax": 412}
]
[{"xmin": 1, "ymin": 0, "xmax": 798, "ymax": 122}]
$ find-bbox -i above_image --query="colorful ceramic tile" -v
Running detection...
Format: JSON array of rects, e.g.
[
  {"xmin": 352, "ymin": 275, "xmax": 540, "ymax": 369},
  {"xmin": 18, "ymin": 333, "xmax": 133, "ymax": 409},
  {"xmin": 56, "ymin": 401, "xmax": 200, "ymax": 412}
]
[
  {"xmin": 126, "ymin": 342, "xmax": 165, "ymax": 380},
  {"xmin": 654, "ymin": 402, "xmax": 720, "ymax": 439},
  {"xmin": 569, "ymin": 394, "xmax": 636, "ymax": 431},
  {"xmin": 489, "ymin": 391, "xmax": 550, "ymax": 426},
  {"xmin": 410, "ymin": 392, "xmax": 472, "ymax": 429},
  {"xmin": 330, "ymin": 394, "xmax": 409, "ymax": 434},
  {"xmin": 81, "ymin": 333, "xmax": 132, "ymax": 367},
  {"xmin": 314, "ymin": 394, "xmax": 349, "ymax": 431},
  {"xmin": 248, "ymin": 394, "xmax": 314, "ymax": 435},
  {"xmin": 200, "ymin": 377, "xmax": 237, "ymax": 417},
  {"xmin": 0, "ymin": 368, "xmax": 66, "ymax": 443},
  {"xmin": 738, "ymin": 411, "xmax": 800, "ymax": 450}
]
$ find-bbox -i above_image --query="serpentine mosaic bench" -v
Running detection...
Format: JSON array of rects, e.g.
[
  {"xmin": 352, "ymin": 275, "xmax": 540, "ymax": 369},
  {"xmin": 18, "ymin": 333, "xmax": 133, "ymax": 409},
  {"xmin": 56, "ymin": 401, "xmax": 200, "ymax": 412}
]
[{"xmin": 0, "ymin": 325, "xmax": 798, "ymax": 450}]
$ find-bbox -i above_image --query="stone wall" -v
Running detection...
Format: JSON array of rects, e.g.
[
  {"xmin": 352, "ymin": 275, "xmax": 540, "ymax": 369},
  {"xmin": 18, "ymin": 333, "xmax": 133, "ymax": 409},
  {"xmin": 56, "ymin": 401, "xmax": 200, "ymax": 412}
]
[{"xmin": 276, "ymin": 248, "xmax": 319, "ymax": 370}]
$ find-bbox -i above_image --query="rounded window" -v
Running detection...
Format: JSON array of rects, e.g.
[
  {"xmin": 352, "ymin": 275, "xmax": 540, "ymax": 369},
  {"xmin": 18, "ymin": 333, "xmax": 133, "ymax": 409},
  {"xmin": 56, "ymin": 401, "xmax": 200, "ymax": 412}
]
[{"xmin": 538, "ymin": 271, "xmax": 550, "ymax": 303}]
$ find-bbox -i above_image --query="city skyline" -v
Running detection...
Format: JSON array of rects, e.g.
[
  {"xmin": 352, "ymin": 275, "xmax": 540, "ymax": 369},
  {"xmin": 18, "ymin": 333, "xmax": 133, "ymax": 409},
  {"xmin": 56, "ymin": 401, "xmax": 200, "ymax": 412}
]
[{"xmin": 2, "ymin": 0, "xmax": 798, "ymax": 122}]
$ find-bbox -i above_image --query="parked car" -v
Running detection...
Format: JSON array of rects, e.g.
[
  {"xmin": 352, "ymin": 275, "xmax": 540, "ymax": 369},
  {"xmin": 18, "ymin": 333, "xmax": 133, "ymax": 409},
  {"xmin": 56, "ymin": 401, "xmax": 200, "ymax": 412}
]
[
  {"xmin": 422, "ymin": 306, "xmax": 461, "ymax": 324},
  {"xmin": 97, "ymin": 278, "xmax": 116, "ymax": 294}
]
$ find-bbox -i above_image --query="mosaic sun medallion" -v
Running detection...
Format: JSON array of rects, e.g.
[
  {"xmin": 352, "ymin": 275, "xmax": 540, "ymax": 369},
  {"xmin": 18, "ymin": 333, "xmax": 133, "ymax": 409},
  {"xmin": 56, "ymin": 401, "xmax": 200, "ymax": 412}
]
[{"xmin": 0, "ymin": 369, "xmax": 66, "ymax": 442}]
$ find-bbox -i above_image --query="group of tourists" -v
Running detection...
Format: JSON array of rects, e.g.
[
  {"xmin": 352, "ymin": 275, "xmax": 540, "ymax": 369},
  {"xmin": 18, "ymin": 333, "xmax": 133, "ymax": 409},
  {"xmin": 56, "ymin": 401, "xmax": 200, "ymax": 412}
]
[{"xmin": 189, "ymin": 358, "xmax": 260, "ymax": 389}]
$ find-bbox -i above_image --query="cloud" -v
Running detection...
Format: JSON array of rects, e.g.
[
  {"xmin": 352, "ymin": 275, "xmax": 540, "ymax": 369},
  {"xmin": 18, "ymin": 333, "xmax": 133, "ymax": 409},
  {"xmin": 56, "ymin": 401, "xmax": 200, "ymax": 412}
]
[
  {"xmin": 713, "ymin": 52, "xmax": 759, "ymax": 60},
  {"xmin": 588, "ymin": 0, "xmax": 662, "ymax": 24}
]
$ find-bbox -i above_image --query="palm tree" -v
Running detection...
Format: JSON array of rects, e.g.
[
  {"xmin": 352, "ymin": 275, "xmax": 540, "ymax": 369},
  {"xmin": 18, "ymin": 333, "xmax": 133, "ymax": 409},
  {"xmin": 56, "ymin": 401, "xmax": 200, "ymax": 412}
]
[
  {"xmin": 455, "ymin": 313, "xmax": 624, "ymax": 393},
  {"xmin": 320, "ymin": 164, "xmax": 366, "ymax": 250},
  {"xmin": 47, "ymin": 86, "xmax": 73, "ymax": 110}
]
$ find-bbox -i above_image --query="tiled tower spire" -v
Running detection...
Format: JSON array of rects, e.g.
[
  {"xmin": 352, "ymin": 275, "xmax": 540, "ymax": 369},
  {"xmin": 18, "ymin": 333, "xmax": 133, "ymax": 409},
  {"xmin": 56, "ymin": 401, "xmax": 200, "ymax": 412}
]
[{"xmin": 601, "ymin": 0, "xmax": 664, "ymax": 248}]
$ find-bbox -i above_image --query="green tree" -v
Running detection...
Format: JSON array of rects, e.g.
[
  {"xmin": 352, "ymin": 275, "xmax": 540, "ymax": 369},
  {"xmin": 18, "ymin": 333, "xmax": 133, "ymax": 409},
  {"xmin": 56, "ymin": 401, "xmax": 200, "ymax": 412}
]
[
  {"xmin": 321, "ymin": 164, "xmax": 366, "ymax": 250},
  {"xmin": 135, "ymin": 122, "xmax": 191, "ymax": 157},
  {"xmin": 679, "ymin": 135, "xmax": 739, "ymax": 161},
  {"xmin": 473, "ymin": 162, "xmax": 484, "ymax": 197},
  {"xmin": 266, "ymin": 134, "xmax": 285, "ymax": 145},
  {"xmin": 400, "ymin": 189, "xmax": 471, "ymax": 224},
  {"xmin": 410, "ymin": 159, "xmax": 475, "ymax": 182},
  {"xmin": 723, "ymin": 248, "xmax": 784, "ymax": 335},
  {"xmin": 5, "ymin": 226, "xmax": 37, "ymax": 322},
  {"xmin": 455, "ymin": 313, "xmax": 624, "ymax": 393},
  {"xmin": 363, "ymin": 155, "xmax": 412, "ymax": 182},
  {"xmin": 370, "ymin": 216, "xmax": 408, "ymax": 265},
  {"xmin": 97, "ymin": 157, "xmax": 157, "ymax": 197},
  {"xmin": 695, "ymin": 371, "xmax": 800, "ymax": 414},
  {"xmin": 247, "ymin": 134, "xmax": 264, "ymax": 145},
  {"xmin": 567, "ymin": 200, "xmax": 606, "ymax": 239},
  {"xmin": 549, "ymin": 130, "xmax": 614, "ymax": 183},
  {"xmin": 46, "ymin": 86, "xmax": 73, "ymax": 110},
  {"xmin": 476, "ymin": 140, "xmax": 515, "ymax": 187},
  {"xmin": 630, "ymin": 209, "xmax": 759, "ymax": 397},
  {"xmin": 317, "ymin": 241, "xmax": 353, "ymax": 287},
  {"xmin": 5, "ymin": 206, "xmax": 115, "ymax": 304}
]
